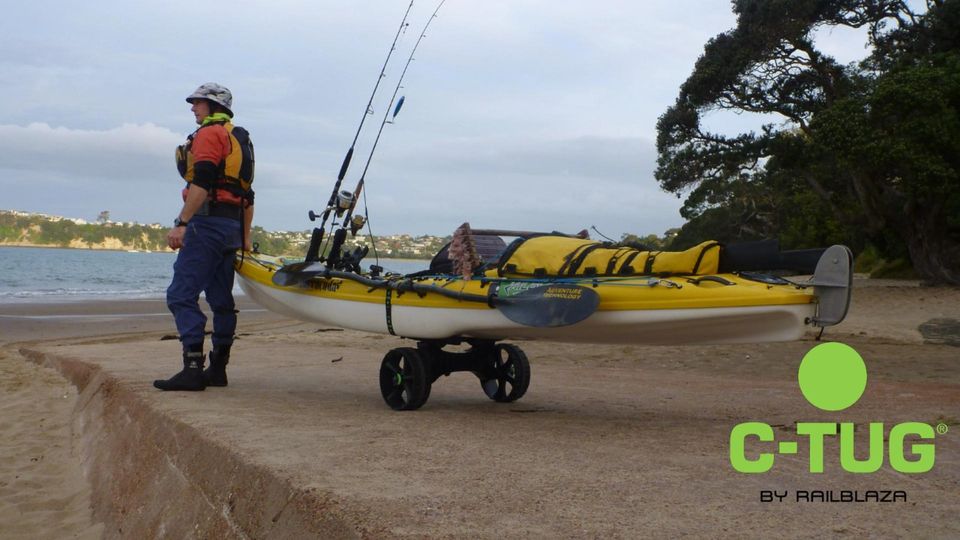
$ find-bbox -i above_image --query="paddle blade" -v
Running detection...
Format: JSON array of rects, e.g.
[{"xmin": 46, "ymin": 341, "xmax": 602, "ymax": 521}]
[
  {"xmin": 495, "ymin": 283, "xmax": 599, "ymax": 328},
  {"xmin": 272, "ymin": 262, "xmax": 325, "ymax": 287}
]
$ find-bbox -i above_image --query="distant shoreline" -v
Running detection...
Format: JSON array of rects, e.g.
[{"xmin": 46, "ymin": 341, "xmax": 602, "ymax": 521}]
[
  {"xmin": 0, "ymin": 243, "xmax": 173, "ymax": 254},
  {"xmin": 1, "ymin": 210, "xmax": 448, "ymax": 260},
  {"xmin": 0, "ymin": 243, "xmax": 433, "ymax": 260}
]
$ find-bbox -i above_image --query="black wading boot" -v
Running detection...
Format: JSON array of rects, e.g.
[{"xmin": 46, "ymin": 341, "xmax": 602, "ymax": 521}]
[
  {"xmin": 153, "ymin": 346, "xmax": 206, "ymax": 391},
  {"xmin": 203, "ymin": 344, "xmax": 230, "ymax": 387}
]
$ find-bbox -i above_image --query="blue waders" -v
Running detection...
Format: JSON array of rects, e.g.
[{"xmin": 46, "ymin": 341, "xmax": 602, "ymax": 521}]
[{"xmin": 155, "ymin": 216, "xmax": 241, "ymax": 391}]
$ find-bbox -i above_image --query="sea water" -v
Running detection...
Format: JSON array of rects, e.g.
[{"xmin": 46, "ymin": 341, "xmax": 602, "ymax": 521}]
[{"xmin": 0, "ymin": 247, "xmax": 427, "ymax": 303}]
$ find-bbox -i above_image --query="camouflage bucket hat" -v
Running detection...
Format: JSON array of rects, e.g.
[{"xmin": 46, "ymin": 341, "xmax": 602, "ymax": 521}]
[{"xmin": 186, "ymin": 83, "xmax": 233, "ymax": 117}]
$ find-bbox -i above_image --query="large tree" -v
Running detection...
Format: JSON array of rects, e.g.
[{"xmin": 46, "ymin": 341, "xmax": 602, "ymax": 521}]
[{"xmin": 656, "ymin": 0, "xmax": 959, "ymax": 283}]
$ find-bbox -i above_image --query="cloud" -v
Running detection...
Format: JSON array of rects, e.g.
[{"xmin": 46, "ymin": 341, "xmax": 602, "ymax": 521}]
[
  {"xmin": 0, "ymin": 123, "xmax": 188, "ymax": 225},
  {"xmin": 358, "ymin": 167, "xmax": 684, "ymax": 239},
  {"xmin": 387, "ymin": 134, "xmax": 658, "ymax": 182},
  {"xmin": 0, "ymin": 0, "xmax": 894, "ymax": 239},
  {"xmin": 334, "ymin": 133, "xmax": 681, "ymax": 237},
  {"xmin": 0, "ymin": 122, "xmax": 183, "ymax": 182}
]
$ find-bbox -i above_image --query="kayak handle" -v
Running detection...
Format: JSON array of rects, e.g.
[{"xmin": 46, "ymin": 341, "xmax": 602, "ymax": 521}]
[{"xmin": 686, "ymin": 275, "xmax": 736, "ymax": 286}]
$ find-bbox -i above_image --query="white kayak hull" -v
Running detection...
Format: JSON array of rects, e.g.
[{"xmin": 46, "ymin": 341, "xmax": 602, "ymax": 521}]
[{"xmin": 238, "ymin": 272, "xmax": 815, "ymax": 345}]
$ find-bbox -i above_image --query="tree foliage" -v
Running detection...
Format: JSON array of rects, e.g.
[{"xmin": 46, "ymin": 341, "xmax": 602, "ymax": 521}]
[{"xmin": 656, "ymin": 0, "xmax": 960, "ymax": 283}]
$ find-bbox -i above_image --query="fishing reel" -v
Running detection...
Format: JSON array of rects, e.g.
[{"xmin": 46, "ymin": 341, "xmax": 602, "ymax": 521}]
[
  {"xmin": 350, "ymin": 215, "xmax": 366, "ymax": 236},
  {"xmin": 304, "ymin": 0, "xmax": 445, "ymax": 269},
  {"xmin": 335, "ymin": 190, "xmax": 354, "ymax": 216}
]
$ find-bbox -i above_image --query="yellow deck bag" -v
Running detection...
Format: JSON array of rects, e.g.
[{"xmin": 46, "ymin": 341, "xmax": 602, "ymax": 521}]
[
  {"xmin": 646, "ymin": 241, "xmax": 720, "ymax": 275},
  {"xmin": 496, "ymin": 236, "xmax": 720, "ymax": 277}
]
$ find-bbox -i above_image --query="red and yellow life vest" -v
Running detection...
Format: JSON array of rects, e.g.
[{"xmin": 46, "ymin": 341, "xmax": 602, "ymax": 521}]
[{"xmin": 176, "ymin": 120, "xmax": 255, "ymax": 205}]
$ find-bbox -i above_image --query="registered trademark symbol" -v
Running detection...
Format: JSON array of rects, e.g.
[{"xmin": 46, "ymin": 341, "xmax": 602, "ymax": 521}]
[{"xmin": 937, "ymin": 423, "xmax": 949, "ymax": 435}]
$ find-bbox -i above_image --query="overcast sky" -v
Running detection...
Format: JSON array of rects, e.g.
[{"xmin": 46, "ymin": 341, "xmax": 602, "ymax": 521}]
[{"xmin": 0, "ymin": 0, "xmax": 877, "ymax": 237}]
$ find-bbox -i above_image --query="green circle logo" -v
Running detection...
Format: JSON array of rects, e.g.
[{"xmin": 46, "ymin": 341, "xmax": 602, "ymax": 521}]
[{"xmin": 798, "ymin": 343, "xmax": 867, "ymax": 411}]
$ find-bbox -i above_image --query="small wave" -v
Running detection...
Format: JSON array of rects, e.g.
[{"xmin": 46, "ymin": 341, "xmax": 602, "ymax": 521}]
[
  {"xmin": 0, "ymin": 288, "xmax": 167, "ymax": 303},
  {"xmin": 0, "ymin": 287, "xmax": 246, "ymax": 304}
]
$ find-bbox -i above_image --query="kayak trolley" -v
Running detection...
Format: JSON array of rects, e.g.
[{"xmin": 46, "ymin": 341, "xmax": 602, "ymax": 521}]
[{"xmin": 379, "ymin": 340, "xmax": 531, "ymax": 411}]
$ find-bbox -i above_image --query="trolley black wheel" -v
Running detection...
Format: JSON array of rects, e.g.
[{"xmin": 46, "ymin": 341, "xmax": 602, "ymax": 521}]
[
  {"xmin": 480, "ymin": 343, "xmax": 531, "ymax": 403},
  {"xmin": 379, "ymin": 347, "xmax": 432, "ymax": 410}
]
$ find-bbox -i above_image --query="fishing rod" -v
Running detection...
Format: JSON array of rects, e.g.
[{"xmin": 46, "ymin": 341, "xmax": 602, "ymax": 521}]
[
  {"xmin": 324, "ymin": 0, "xmax": 447, "ymax": 270},
  {"xmin": 304, "ymin": 0, "xmax": 415, "ymax": 262}
]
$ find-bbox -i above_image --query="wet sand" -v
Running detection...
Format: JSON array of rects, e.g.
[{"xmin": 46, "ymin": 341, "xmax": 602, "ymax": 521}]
[{"xmin": 1, "ymin": 284, "xmax": 958, "ymax": 538}]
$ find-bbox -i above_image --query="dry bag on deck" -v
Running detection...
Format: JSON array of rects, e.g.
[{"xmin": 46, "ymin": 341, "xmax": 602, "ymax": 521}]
[{"xmin": 496, "ymin": 236, "xmax": 720, "ymax": 277}]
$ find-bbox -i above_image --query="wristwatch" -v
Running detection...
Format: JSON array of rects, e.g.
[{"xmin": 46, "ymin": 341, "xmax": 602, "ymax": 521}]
[{"xmin": 174, "ymin": 217, "xmax": 189, "ymax": 227}]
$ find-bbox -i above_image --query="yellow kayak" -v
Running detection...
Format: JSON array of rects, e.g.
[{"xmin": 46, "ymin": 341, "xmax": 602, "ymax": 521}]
[{"xmin": 234, "ymin": 237, "xmax": 851, "ymax": 410}]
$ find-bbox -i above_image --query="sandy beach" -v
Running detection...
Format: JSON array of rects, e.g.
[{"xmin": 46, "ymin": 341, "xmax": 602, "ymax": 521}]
[{"xmin": 1, "ymin": 282, "xmax": 958, "ymax": 538}]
